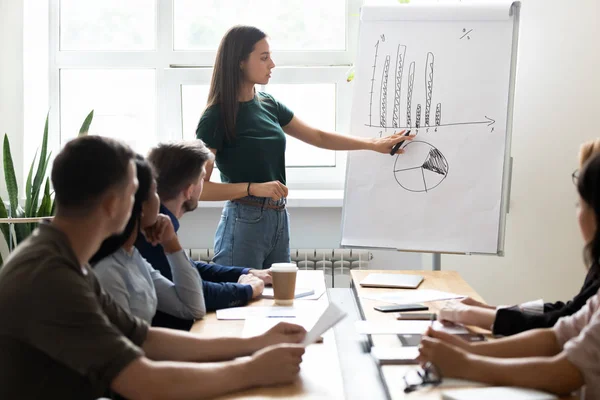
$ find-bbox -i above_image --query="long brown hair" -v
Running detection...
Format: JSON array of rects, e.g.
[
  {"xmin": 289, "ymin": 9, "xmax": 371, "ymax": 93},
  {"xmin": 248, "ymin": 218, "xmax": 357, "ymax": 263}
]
[
  {"xmin": 578, "ymin": 152, "xmax": 600, "ymax": 269},
  {"xmin": 206, "ymin": 25, "xmax": 267, "ymax": 143}
]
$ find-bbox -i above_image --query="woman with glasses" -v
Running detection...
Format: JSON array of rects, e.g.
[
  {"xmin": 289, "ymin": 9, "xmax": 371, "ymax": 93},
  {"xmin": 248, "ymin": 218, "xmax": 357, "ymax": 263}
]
[
  {"xmin": 437, "ymin": 139, "xmax": 600, "ymax": 336},
  {"xmin": 419, "ymin": 148, "xmax": 600, "ymax": 399}
]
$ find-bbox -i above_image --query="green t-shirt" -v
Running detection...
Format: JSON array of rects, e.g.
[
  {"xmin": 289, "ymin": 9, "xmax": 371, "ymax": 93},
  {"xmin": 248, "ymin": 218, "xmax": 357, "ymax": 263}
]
[{"xmin": 196, "ymin": 92, "xmax": 294, "ymax": 185}]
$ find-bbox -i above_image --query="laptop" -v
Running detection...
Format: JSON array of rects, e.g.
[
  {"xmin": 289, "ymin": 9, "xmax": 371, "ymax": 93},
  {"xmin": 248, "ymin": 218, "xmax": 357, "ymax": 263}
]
[{"xmin": 359, "ymin": 273, "xmax": 424, "ymax": 289}]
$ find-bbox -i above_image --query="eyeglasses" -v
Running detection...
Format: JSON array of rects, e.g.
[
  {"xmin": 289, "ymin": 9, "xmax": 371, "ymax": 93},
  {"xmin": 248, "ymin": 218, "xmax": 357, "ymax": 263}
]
[
  {"xmin": 572, "ymin": 169, "xmax": 579, "ymax": 185},
  {"xmin": 403, "ymin": 362, "xmax": 442, "ymax": 393}
]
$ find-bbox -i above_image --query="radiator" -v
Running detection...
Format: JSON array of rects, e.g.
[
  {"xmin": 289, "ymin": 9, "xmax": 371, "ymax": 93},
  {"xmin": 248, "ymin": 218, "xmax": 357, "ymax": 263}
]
[{"xmin": 186, "ymin": 248, "xmax": 374, "ymax": 288}]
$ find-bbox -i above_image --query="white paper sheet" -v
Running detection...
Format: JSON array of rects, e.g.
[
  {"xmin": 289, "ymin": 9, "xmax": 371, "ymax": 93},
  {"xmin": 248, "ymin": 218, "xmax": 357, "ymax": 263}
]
[
  {"xmin": 341, "ymin": 2, "xmax": 517, "ymax": 254},
  {"xmin": 442, "ymin": 387, "xmax": 558, "ymax": 400},
  {"xmin": 371, "ymin": 346, "xmax": 420, "ymax": 365},
  {"xmin": 361, "ymin": 289, "xmax": 465, "ymax": 305},
  {"xmin": 261, "ymin": 287, "xmax": 317, "ymax": 300},
  {"xmin": 302, "ymin": 302, "xmax": 347, "ymax": 346},
  {"xmin": 355, "ymin": 320, "xmax": 469, "ymax": 335},
  {"xmin": 216, "ymin": 303, "xmax": 325, "ymax": 320}
]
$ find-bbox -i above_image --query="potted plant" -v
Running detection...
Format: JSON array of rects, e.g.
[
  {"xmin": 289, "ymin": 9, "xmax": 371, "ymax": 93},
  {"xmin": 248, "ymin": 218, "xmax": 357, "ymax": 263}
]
[{"xmin": 0, "ymin": 110, "xmax": 94, "ymax": 266}]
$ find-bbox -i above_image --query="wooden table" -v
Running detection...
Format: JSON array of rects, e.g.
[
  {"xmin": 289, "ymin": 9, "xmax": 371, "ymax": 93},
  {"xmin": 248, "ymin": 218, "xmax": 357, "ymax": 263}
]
[
  {"xmin": 351, "ymin": 270, "xmax": 576, "ymax": 400},
  {"xmin": 191, "ymin": 270, "xmax": 344, "ymax": 399},
  {"xmin": 189, "ymin": 269, "xmax": 575, "ymax": 399}
]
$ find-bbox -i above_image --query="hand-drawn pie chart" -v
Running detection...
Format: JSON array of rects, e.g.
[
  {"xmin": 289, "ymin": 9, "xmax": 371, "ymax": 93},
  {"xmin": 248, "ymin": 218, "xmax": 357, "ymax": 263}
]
[{"xmin": 393, "ymin": 141, "xmax": 449, "ymax": 192}]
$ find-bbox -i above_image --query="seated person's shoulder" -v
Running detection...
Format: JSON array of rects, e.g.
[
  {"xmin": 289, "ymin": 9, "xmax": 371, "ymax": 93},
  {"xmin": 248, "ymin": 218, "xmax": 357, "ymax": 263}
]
[
  {"xmin": 0, "ymin": 254, "xmax": 85, "ymax": 327},
  {"xmin": 93, "ymin": 254, "xmax": 127, "ymax": 278}
]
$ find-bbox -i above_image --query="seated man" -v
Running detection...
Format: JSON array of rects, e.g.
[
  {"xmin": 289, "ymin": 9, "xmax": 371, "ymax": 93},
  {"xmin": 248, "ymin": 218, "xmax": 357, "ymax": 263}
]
[
  {"xmin": 0, "ymin": 136, "xmax": 305, "ymax": 399},
  {"xmin": 136, "ymin": 140, "xmax": 271, "ymax": 330}
]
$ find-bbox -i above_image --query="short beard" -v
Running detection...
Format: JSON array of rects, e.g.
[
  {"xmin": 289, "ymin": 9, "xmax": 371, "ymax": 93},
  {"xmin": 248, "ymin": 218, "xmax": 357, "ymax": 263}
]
[{"xmin": 182, "ymin": 198, "xmax": 198, "ymax": 213}]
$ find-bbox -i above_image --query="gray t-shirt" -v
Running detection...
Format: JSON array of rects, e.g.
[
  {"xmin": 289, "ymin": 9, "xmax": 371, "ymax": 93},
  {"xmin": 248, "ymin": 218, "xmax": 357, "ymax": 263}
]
[
  {"xmin": 94, "ymin": 247, "xmax": 205, "ymax": 323},
  {"xmin": 0, "ymin": 223, "xmax": 148, "ymax": 399}
]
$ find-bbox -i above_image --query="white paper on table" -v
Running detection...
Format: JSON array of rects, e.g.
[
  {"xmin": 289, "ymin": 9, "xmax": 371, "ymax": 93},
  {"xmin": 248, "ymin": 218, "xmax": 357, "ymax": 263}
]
[
  {"xmin": 371, "ymin": 346, "xmax": 420, "ymax": 365},
  {"xmin": 216, "ymin": 303, "xmax": 325, "ymax": 320},
  {"xmin": 355, "ymin": 320, "xmax": 469, "ymax": 335},
  {"xmin": 442, "ymin": 387, "xmax": 557, "ymax": 400},
  {"xmin": 361, "ymin": 289, "xmax": 465, "ymax": 305},
  {"xmin": 302, "ymin": 302, "xmax": 347, "ymax": 346},
  {"xmin": 242, "ymin": 316, "xmax": 317, "ymax": 338},
  {"xmin": 292, "ymin": 270, "xmax": 327, "ymax": 300},
  {"xmin": 261, "ymin": 287, "xmax": 316, "ymax": 300}
]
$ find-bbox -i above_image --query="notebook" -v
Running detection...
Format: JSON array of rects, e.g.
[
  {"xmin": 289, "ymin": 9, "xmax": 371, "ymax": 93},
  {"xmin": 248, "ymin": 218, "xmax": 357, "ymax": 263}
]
[
  {"xmin": 261, "ymin": 287, "xmax": 315, "ymax": 299},
  {"xmin": 442, "ymin": 387, "xmax": 558, "ymax": 400},
  {"xmin": 359, "ymin": 273, "xmax": 424, "ymax": 289}
]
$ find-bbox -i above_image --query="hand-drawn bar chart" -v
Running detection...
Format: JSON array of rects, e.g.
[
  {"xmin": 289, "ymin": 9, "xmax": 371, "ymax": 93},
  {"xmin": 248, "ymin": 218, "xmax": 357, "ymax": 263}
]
[{"xmin": 367, "ymin": 40, "xmax": 495, "ymax": 131}]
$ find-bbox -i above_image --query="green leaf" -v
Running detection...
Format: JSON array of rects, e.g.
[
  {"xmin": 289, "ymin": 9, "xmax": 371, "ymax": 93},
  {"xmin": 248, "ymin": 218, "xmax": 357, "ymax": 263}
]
[
  {"xmin": 3, "ymin": 134, "xmax": 19, "ymax": 217},
  {"xmin": 24, "ymin": 148, "xmax": 38, "ymax": 219},
  {"xmin": 0, "ymin": 250, "xmax": 4, "ymax": 269},
  {"xmin": 37, "ymin": 178, "xmax": 52, "ymax": 217},
  {"xmin": 78, "ymin": 110, "xmax": 94, "ymax": 136},
  {"xmin": 0, "ymin": 195, "xmax": 10, "ymax": 250},
  {"xmin": 30, "ymin": 113, "xmax": 49, "ymax": 213},
  {"xmin": 50, "ymin": 197, "xmax": 56, "ymax": 216},
  {"xmin": 13, "ymin": 207, "xmax": 29, "ymax": 245},
  {"xmin": 29, "ymin": 152, "xmax": 51, "ymax": 223}
]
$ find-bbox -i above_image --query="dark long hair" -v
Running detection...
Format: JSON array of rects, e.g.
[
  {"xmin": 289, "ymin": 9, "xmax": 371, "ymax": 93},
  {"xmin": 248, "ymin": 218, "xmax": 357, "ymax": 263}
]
[
  {"xmin": 578, "ymin": 152, "xmax": 600, "ymax": 269},
  {"xmin": 206, "ymin": 25, "xmax": 267, "ymax": 143},
  {"xmin": 90, "ymin": 154, "xmax": 155, "ymax": 265}
]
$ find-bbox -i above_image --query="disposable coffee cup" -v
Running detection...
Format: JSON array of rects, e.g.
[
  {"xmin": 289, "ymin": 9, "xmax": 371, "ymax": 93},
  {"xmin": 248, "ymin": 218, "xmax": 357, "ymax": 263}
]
[{"xmin": 271, "ymin": 263, "xmax": 298, "ymax": 306}]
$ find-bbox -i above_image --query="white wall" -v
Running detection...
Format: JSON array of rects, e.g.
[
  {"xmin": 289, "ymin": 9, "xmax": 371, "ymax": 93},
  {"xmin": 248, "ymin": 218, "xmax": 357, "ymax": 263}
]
[
  {"xmin": 443, "ymin": 0, "xmax": 600, "ymax": 304},
  {"xmin": 0, "ymin": 0, "xmax": 24, "ymax": 200}
]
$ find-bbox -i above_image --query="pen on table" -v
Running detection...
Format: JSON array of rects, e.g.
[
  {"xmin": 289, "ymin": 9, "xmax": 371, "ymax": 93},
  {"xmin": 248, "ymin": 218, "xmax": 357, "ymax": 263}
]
[
  {"xmin": 429, "ymin": 313, "xmax": 436, "ymax": 329},
  {"xmin": 390, "ymin": 130, "xmax": 411, "ymax": 156}
]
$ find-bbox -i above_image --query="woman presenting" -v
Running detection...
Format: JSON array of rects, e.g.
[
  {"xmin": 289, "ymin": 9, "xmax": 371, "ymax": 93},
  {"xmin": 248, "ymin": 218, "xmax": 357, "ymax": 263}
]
[{"xmin": 197, "ymin": 25, "xmax": 412, "ymax": 269}]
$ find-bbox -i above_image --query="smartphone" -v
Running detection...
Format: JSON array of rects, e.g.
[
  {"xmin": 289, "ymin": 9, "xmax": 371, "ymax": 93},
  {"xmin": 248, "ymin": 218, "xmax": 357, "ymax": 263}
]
[
  {"xmin": 373, "ymin": 303, "xmax": 429, "ymax": 313},
  {"xmin": 397, "ymin": 312, "xmax": 437, "ymax": 321}
]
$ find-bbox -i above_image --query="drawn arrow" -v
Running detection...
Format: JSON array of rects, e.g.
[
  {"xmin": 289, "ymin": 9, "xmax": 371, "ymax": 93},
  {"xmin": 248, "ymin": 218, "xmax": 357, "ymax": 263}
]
[{"xmin": 365, "ymin": 116, "xmax": 497, "ymax": 129}]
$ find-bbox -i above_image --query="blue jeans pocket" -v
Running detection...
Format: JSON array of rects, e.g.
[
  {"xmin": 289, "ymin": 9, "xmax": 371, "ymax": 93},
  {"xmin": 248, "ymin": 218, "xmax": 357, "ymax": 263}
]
[
  {"xmin": 213, "ymin": 213, "xmax": 229, "ymax": 255},
  {"xmin": 235, "ymin": 204, "xmax": 264, "ymax": 224}
]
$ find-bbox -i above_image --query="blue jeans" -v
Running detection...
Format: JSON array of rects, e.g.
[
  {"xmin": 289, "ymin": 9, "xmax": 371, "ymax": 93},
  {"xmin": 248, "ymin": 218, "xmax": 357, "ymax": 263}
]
[{"xmin": 212, "ymin": 196, "xmax": 291, "ymax": 270}]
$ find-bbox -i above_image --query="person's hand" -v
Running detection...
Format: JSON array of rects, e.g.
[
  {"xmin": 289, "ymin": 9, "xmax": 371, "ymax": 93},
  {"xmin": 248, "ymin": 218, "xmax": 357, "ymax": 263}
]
[
  {"xmin": 460, "ymin": 297, "xmax": 494, "ymax": 309},
  {"xmin": 143, "ymin": 214, "xmax": 177, "ymax": 247},
  {"xmin": 238, "ymin": 274, "xmax": 265, "ymax": 298},
  {"xmin": 249, "ymin": 269, "xmax": 273, "ymax": 285},
  {"xmin": 418, "ymin": 333, "xmax": 471, "ymax": 379},
  {"xmin": 438, "ymin": 300, "xmax": 473, "ymax": 324},
  {"xmin": 258, "ymin": 321, "xmax": 307, "ymax": 347},
  {"xmin": 245, "ymin": 344, "xmax": 305, "ymax": 387},
  {"xmin": 439, "ymin": 300, "xmax": 497, "ymax": 329},
  {"xmin": 249, "ymin": 181, "xmax": 288, "ymax": 201},
  {"xmin": 368, "ymin": 130, "xmax": 416, "ymax": 154},
  {"xmin": 423, "ymin": 327, "xmax": 471, "ymax": 351}
]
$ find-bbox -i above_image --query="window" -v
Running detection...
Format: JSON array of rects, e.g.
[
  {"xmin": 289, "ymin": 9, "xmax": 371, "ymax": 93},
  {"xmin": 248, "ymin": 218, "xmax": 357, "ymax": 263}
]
[
  {"xmin": 49, "ymin": 0, "xmax": 362, "ymax": 189},
  {"xmin": 59, "ymin": 0, "xmax": 156, "ymax": 51},
  {"xmin": 60, "ymin": 69, "xmax": 157, "ymax": 156},
  {"xmin": 173, "ymin": 0, "xmax": 346, "ymax": 51}
]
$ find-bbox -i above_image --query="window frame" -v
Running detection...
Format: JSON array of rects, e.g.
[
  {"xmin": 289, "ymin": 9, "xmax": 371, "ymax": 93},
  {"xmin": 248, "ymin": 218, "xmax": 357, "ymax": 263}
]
[{"xmin": 48, "ymin": 0, "xmax": 362, "ymax": 189}]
